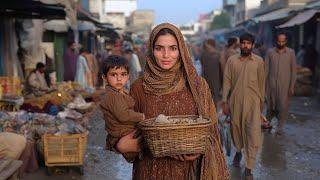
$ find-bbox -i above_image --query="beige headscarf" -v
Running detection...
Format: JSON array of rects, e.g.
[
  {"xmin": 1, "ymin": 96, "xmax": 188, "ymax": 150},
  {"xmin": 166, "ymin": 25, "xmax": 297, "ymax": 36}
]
[
  {"xmin": 143, "ymin": 23, "xmax": 229, "ymax": 180},
  {"xmin": 143, "ymin": 23, "xmax": 205, "ymax": 115}
]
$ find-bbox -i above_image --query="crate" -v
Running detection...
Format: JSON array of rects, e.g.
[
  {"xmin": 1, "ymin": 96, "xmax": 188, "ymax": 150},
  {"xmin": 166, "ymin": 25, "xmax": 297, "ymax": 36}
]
[
  {"xmin": 0, "ymin": 76, "xmax": 22, "ymax": 97},
  {"xmin": 43, "ymin": 132, "xmax": 88, "ymax": 167}
]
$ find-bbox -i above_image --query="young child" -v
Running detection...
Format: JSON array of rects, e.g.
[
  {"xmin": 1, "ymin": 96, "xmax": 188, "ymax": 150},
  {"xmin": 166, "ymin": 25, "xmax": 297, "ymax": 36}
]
[{"xmin": 100, "ymin": 55, "xmax": 144, "ymax": 162}]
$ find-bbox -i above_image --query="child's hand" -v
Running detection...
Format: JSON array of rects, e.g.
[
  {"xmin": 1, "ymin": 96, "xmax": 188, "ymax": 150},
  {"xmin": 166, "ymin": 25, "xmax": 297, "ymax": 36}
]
[{"xmin": 116, "ymin": 130, "xmax": 141, "ymax": 153}]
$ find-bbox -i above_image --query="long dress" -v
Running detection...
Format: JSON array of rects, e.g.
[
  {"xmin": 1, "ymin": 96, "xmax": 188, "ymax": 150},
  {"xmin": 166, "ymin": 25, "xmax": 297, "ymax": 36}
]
[
  {"xmin": 130, "ymin": 78, "xmax": 229, "ymax": 180},
  {"xmin": 200, "ymin": 50, "xmax": 221, "ymax": 105},
  {"xmin": 130, "ymin": 79, "xmax": 201, "ymax": 180},
  {"xmin": 63, "ymin": 48, "xmax": 77, "ymax": 81},
  {"xmin": 75, "ymin": 55, "xmax": 89, "ymax": 88},
  {"xmin": 265, "ymin": 47, "xmax": 296, "ymax": 129},
  {"xmin": 83, "ymin": 53, "xmax": 99, "ymax": 87},
  {"xmin": 222, "ymin": 54, "xmax": 265, "ymax": 169}
]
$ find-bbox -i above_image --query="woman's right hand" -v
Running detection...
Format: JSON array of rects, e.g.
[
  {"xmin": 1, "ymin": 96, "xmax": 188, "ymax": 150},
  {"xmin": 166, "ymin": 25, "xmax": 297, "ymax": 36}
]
[{"xmin": 116, "ymin": 130, "xmax": 141, "ymax": 153}]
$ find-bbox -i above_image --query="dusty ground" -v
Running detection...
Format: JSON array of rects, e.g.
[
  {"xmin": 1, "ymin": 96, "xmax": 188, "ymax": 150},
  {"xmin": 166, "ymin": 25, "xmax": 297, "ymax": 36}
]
[{"xmin": 23, "ymin": 96, "xmax": 320, "ymax": 180}]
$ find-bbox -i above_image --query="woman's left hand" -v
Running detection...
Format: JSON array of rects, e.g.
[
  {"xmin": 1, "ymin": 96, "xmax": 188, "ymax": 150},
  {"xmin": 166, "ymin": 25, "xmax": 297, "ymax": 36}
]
[{"xmin": 171, "ymin": 154, "xmax": 201, "ymax": 161}]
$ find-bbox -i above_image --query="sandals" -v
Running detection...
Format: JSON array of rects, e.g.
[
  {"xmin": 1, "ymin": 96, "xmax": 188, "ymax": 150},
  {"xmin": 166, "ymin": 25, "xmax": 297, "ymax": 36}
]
[
  {"xmin": 244, "ymin": 168, "xmax": 253, "ymax": 180},
  {"xmin": 233, "ymin": 152, "xmax": 242, "ymax": 167}
]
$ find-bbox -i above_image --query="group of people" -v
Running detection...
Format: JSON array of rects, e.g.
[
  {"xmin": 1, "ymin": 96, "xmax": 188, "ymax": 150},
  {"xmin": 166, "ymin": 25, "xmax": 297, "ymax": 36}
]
[
  {"xmin": 64, "ymin": 42, "xmax": 99, "ymax": 90},
  {"xmin": 100, "ymin": 23, "xmax": 300, "ymax": 180},
  {"xmin": 198, "ymin": 31, "xmax": 297, "ymax": 179},
  {"xmin": 21, "ymin": 22, "xmax": 301, "ymax": 180}
]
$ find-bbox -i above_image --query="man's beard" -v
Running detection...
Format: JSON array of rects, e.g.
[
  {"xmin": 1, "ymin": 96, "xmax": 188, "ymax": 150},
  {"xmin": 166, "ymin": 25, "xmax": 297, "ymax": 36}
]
[
  {"xmin": 240, "ymin": 48, "xmax": 252, "ymax": 57},
  {"xmin": 276, "ymin": 44, "xmax": 285, "ymax": 49}
]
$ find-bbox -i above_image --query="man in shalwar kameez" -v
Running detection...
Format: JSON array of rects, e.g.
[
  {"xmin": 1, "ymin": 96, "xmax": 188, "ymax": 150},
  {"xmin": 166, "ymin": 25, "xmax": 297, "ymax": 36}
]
[
  {"xmin": 222, "ymin": 33, "xmax": 265, "ymax": 180},
  {"xmin": 264, "ymin": 32, "xmax": 297, "ymax": 136}
]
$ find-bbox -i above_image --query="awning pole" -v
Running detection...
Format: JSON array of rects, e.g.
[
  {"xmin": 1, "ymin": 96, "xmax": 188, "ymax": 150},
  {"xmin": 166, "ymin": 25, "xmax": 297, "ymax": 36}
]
[
  {"xmin": 316, "ymin": 21, "xmax": 320, "ymax": 61},
  {"xmin": 299, "ymin": 24, "xmax": 304, "ymax": 45}
]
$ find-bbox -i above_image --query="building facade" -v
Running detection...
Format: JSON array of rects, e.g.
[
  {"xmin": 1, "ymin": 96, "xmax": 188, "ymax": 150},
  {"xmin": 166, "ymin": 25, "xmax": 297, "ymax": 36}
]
[
  {"xmin": 223, "ymin": 0, "xmax": 237, "ymax": 27},
  {"xmin": 127, "ymin": 10, "xmax": 155, "ymax": 35},
  {"xmin": 234, "ymin": 0, "xmax": 261, "ymax": 25},
  {"xmin": 104, "ymin": 0, "xmax": 137, "ymax": 29}
]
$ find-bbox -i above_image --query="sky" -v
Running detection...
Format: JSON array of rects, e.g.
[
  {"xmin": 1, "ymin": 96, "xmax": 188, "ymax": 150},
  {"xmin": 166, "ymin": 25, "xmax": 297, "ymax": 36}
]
[{"xmin": 137, "ymin": 0, "xmax": 223, "ymax": 26}]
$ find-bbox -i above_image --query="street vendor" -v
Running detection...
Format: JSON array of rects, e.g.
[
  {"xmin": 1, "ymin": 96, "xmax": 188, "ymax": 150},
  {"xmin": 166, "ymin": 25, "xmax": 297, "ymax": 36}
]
[{"xmin": 25, "ymin": 62, "xmax": 54, "ymax": 98}]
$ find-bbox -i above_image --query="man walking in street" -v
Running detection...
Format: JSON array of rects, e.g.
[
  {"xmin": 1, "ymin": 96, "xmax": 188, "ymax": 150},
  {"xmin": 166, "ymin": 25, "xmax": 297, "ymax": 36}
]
[
  {"xmin": 200, "ymin": 39, "xmax": 221, "ymax": 106},
  {"xmin": 220, "ymin": 37, "xmax": 239, "ymax": 74},
  {"xmin": 264, "ymin": 32, "xmax": 297, "ymax": 136},
  {"xmin": 222, "ymin": 33, "xmax": 265, "ymax": 180}
]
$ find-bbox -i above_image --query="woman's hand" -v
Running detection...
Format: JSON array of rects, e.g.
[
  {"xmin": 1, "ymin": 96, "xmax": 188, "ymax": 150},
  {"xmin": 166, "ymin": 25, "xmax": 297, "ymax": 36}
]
[
  {"xmin": 171, "ymin": 154, "xmax": 201, "ymax": 161},
  {"xmin": 116, "ymin": 130, "xmax": 141, "ymax": 153}
]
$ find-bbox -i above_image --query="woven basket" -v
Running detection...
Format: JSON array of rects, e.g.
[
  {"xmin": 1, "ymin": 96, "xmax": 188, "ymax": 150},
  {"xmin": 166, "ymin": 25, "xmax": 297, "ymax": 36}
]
[{"xmin": 139, "ymin": 115, "xmax": 211, "ymax": 158}]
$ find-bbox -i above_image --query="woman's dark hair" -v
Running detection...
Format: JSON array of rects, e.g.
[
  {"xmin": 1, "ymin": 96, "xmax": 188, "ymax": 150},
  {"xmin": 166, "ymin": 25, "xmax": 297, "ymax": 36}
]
[
  {"xmin": 227, "ymin": 37, "xmax": 238, "ymax": 48},
  {"xmin": 101, "ymin": 55, "xmax": 129, "ymax": 75},
  {"xmin": 153, "ymin": 28, "xmax": 178, "ymax": 49},
  {"xmin": 240, "ymin": 33, "xmax": 255, "ymax": 44},
  {"xmin": 36, "ymin": 62, "xmax": 45, "ymax": 70}
]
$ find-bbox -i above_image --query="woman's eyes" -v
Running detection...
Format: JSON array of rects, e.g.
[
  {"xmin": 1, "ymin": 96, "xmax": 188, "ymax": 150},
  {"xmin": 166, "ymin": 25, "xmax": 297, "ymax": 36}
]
[
  {"xmin": 170, "ymin": 46, "xmax": 178, "ymax": 51},
  {"xmin": 154, "ymin": 46, "xmax": 178, "ymax": 51}
]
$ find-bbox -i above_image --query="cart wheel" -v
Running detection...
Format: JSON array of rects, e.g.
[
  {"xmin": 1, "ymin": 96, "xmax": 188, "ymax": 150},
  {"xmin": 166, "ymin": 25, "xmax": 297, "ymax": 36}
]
[
  {"xmin": 46, "ymin": 167, "xmax": 53, "ymax": 176},
  {"xmin": 78, "ymin": 166, "xmax": 84, "ymax": 175}
]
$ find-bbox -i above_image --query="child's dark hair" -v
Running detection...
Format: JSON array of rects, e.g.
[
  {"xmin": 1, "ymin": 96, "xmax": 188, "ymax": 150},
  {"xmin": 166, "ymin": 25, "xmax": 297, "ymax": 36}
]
[{"xmin": 102, "ymin": 55, "xmax": 129, "ymax": 75}]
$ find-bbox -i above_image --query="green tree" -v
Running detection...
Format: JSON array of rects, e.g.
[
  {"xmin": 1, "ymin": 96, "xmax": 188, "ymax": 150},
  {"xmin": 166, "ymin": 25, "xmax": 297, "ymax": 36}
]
[{"xmin": 210, "ymin": 12, "xmax": 231, "ymax": 30}]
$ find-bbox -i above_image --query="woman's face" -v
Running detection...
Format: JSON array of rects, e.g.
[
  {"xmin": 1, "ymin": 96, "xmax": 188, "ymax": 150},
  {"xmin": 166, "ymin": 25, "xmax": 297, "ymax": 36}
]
[{"xmin": 153, "ymin": 33, "xmax": 180, "ymax": 70}]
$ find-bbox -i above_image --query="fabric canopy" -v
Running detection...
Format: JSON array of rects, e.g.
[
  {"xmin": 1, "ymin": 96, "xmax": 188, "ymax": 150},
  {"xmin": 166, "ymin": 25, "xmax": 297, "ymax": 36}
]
[
  {"xmin": 252, "ymin": 8, "xmax": 294, "ymax": 23},
  {"xmin": 277, "ymin": 9, "xmax": 319, "ymax": 28}
]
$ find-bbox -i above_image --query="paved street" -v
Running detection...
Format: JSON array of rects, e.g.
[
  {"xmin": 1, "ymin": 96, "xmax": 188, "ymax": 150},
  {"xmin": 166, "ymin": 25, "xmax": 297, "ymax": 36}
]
[{"xmin": 23, "ymin": 96, "xmax": 320, "ymax": 180}]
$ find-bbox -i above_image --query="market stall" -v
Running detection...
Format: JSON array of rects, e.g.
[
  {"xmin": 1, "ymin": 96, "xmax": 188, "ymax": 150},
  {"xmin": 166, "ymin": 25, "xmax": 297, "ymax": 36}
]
[{"xmin": 0, "ymin": 80, "xmax": 97, "ymax": 177}]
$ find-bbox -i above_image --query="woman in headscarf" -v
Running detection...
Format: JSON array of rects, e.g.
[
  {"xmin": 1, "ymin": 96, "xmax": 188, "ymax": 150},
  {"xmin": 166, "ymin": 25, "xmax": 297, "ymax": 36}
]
[{"xmin": 114, "ymin": 23, "xmax": 229, "ymax": 180}]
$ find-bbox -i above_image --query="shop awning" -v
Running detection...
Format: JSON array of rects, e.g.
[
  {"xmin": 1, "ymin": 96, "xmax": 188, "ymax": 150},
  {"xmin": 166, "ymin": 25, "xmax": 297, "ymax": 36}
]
[
  {"xmin": 78, "ymin": 21, "xmax": 96, "ymax": 31},
  {"xmin": 0, "ymin": 0, "xmax": 65, "ymax": 19},
  {"xmin": 44, "ymin": 20, "xmax": 68, "ymax": 32},
  {"xmin": 277, "ymin": 9, "xmax": 319, "ymax": 28},
  {"xmin": 252, "ymin": 8, "xmax": 294, "ymax": 23},
  {"xmin": 44, "ymin": 20, "xmax": 99, "ymax": 32}
]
